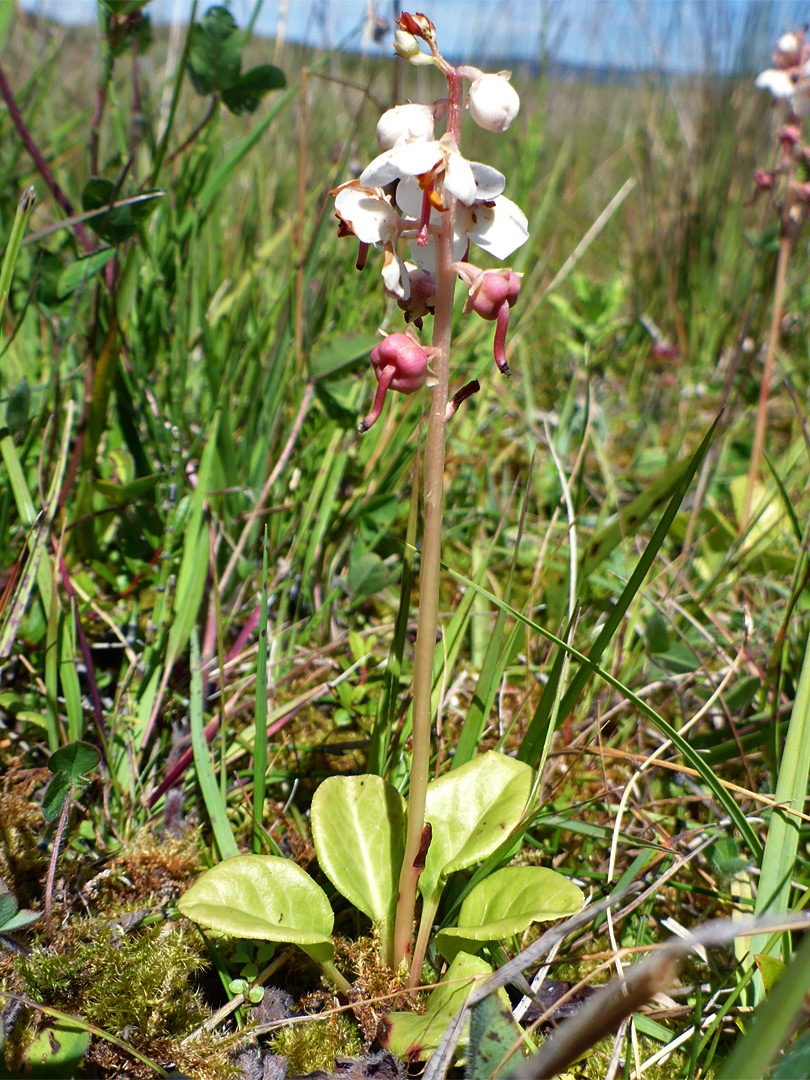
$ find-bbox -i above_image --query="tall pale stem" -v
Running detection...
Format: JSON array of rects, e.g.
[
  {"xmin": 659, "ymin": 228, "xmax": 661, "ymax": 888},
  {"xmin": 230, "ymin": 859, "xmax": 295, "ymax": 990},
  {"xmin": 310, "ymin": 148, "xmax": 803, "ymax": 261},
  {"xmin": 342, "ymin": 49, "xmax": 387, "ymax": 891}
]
[
  {"xmin": 741, "ymin": 179, "xmax": 796, "ymax": 532},
  {"xmin": 392, "ymin": 71, "xmax": 462, "ymax": 978}
]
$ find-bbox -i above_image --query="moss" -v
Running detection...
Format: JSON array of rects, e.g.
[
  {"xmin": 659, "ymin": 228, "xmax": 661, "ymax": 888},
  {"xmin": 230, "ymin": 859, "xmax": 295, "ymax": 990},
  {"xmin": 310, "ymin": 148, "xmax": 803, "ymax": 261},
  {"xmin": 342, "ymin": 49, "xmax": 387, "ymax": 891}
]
[
  {"xmin": 7, "ymin": 916, "xmax": 238, "ymax": 1079},
  {"xmin": 268, "ymin": 1014, "xmax": 362, "ymax": 1075}
]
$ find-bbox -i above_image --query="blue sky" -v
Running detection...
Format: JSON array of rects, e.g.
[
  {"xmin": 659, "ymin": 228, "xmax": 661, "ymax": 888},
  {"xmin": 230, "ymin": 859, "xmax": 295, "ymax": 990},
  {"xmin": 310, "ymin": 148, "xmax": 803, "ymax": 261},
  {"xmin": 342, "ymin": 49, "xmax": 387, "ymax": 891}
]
[{"xmin": 18, "ymin": 1, "xmax": 810, "ymax": 72}]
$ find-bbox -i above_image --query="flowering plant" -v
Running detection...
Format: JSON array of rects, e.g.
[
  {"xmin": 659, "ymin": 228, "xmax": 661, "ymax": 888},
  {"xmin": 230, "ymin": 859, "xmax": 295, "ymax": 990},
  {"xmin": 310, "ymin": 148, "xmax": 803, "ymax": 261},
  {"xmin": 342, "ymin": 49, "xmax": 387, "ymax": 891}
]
[{"xmin": 178, "ymin": 15, "xmax": 582, "ymax": 1064}]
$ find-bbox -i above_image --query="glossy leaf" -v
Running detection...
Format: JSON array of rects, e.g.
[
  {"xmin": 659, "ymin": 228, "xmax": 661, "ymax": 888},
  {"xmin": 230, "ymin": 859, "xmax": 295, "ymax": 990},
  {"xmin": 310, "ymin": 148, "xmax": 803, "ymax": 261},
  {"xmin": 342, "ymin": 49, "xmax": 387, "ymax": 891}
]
[
  {"xmin": 381, "ymin": 952, "xmax": 494, "ymax": 1061},
  {"xmin": 467, "ymin": 992, "xmax": 522, "ymax": 1079},
  {"xmin": 435, "ymin": 866, "xmax": 584, "ymax": 962},
  {"xmin": 81, "ymin": 180, "xmax": 161, "ymax": 243},
  {"xmin": 344, "ymin": 551, "xmax": 395, "ymax": 600},
  {"xmin": 20, "ymin": 1019, "xmax": 90, "ymax": 1078},
  {"xmin": 178, "ymin": 855, "xmax": 335, "ymax": 968},
  {"xmin": 420, "ymin": 752, "xmax": 535, "ymax": 904},
  {"xmin": 311, "ymin": 774, "xmax": 405, "ymax": 954}
]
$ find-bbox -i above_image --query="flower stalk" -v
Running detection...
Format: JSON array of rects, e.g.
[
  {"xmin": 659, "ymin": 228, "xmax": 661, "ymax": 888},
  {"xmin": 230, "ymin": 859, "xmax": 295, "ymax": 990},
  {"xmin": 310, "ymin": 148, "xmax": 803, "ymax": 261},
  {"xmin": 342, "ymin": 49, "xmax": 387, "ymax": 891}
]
[{"xmin": 330, "ymin": 11, "xmax": 528, "ymax": 982}]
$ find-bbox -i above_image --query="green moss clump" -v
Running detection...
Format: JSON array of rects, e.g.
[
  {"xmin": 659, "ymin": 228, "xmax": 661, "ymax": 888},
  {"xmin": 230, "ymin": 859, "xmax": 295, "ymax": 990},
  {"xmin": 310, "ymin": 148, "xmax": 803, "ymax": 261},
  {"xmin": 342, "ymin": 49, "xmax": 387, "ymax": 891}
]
[
  {"xmin": 8, "ymin": 916, "xmax": 238, "ymax": 1079},
  {"xmin": 268, "ymin": 1014, "xmax": 362, "ymax": 1076}
]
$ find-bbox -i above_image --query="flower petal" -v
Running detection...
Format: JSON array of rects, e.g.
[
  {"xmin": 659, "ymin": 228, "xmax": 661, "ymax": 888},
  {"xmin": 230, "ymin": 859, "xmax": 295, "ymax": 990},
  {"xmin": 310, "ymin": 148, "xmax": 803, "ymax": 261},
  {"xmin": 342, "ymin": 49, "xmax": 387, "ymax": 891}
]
[
  {"xmin": 443, "ymin": 150, "xmax": 477, "ymax": 205},
  {"xmin": 381, "ymin": 249, "xmax": 410, "ymax": 298},
  {"xmin": 755, "ymin": 68, "xmax": 795, "ymax": 98},
  {"xmin": 360, "ymin": 141, "xmax": 442, "ymax": 187},
  {"xmin": 461, "ymin": 195, "xmax": 529, "ymax": 259},
  {"xmin": 335, "ymin": 187, "xmax": 400, "ymax": 245},
  {"xmin": 470, "ymin": 161, "xmax": 506, "ymax": 200}
]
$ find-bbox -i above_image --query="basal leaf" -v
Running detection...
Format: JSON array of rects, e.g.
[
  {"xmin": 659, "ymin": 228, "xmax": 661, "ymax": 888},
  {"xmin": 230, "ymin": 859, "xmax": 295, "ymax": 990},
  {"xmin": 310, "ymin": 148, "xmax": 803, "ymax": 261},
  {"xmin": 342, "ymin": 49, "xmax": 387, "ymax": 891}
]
[
  {"xmin": 435, "ymin": 866, "xmax": 584, "ymax": 963},
  {"xmin": 187, "ymin": 5, "xmax": 241, "ymax": 96},
  {"xmin": 311, "ymin": 774, "xmax": 405, "ymax": 959},
  {"xmin": 56, "ymin": 247, "xmax": 115, "ymax": 297},
  {"xmin": 420, "ymin": 752, "xmax": 535, "ymax": 905},
  {"xmin": 178, "ymin": 855, "xmax": 335, "ymax": 967},
  {"xmin": 48, "ymin": 740, "xmax": 100, "ymax": 779},
  {"xmin": 381, "ymin": 952, "xmax": 494, "ymax": 1062}
]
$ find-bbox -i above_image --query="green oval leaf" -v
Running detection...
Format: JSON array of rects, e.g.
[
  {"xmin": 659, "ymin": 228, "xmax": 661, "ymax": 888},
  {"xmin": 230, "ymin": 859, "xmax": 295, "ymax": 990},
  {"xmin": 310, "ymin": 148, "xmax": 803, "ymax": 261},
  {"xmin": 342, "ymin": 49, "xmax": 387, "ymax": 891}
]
[
  {"xmin": 311, "ymin": 775, "xmax": 405, "ymax": 939},
  {"xmin": 435, "ymin": 866, "xmax": 584, "ymax": 962},
  {"xmin": 221, "ymin": 64, "xmax": 286, "ymax": 115},
  {"xmin": 178, "ymin": 855, "xmax": 335, "ymax": 966},
  {"xmin": 420, "ymin": 752, "xmax": 535, "ymax": 904},
  {"xmin": 81, "ymin": 180, "xmax": 161, "ymax": 243},
  {"xmin": 48, "ymin": 740, "xmax": 100, "ymax": 779},
  {"xmin": 345, "ymin": 550, "xmax": 395, "ymax": 600},
  {"xmin": 21, "ymin": 1018, "xmax": 90, "ymax": 1077}
]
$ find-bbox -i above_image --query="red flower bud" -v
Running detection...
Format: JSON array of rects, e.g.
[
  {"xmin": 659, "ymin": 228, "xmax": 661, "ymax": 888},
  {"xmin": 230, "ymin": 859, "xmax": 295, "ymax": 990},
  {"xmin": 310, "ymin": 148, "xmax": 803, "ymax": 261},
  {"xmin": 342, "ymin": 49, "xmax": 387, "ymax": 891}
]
[
  {"xmin": 359, "ymin": 332, "xmax": 433, "ymax": 432},
  {"xmin": 453, "ymin": 262, "xmax": 522, "ymax": 375}
]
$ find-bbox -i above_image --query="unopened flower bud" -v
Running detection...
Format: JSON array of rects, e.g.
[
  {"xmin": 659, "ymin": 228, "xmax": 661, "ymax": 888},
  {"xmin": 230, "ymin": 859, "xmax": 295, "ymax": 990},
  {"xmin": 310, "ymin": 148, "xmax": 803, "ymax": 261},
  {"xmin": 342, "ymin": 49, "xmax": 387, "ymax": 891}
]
[
  {"xmin": 359, "ymin": 332, "xmax": 434, "ymax": 432},
  {"xmin": 396, "ymin": 263, "xmax": 436, "ymax": 325},
  {"xmin": 396, "ymin": 12, "xmax": 436, "ymax": 43},
  {"xmin": 454, "ymin": 262, "xmax": 522, "ymax": 375},
  {"xmin": 776, "ymin": 32, "xmax": 802, "ymax": 68},
  {"xmin": 376, "ymin": 103, "xmax": 436, "ymax": 150},
  {"xmin": 394, "ymin": 29, "xmax": 420, "ymax": 59},
  {"xmin": 754, "ymin": 168, "xmax": 775, "ymax": 190},
  {"xmin": 468, "ymin": 72, "xmax": 520, "ymax": 133},
  {"xmin": 780, "ymin": 124, "xmax": 802, "ymax": 146}
]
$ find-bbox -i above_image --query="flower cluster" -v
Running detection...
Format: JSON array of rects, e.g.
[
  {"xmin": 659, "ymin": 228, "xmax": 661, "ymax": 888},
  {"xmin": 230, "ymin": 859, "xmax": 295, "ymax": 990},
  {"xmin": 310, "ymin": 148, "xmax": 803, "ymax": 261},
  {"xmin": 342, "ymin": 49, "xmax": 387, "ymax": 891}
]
[
  {"xmin": 754, "ymin": 31, "xmax": 810, "ymax": 224},
  {"xmin": 755, "ymin": 31, "xmax": 810, "ymax": 118},
  {"xmin": 331, "ymin": 12, "xmax": 529, "ymax": 432}
]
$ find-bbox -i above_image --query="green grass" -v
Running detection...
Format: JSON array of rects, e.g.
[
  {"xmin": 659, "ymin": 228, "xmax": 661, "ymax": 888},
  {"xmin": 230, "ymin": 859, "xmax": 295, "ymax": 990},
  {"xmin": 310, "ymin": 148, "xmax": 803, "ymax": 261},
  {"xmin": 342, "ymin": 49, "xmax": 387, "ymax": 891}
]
[{"xmin": 0, "ymin": 5, "xmax": 809, "ymax": 1079}]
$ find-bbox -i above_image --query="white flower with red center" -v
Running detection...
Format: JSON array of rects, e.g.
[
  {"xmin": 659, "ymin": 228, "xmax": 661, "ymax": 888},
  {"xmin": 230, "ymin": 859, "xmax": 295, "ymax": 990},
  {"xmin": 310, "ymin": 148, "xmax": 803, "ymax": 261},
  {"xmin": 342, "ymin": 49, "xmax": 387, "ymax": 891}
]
[
  {"xmin": 395, "ymin": 176, "xmax": 529, "ymax": 271},
  {"xmin": 360, "ymin": 132, "xmax": 505, "ymax": 210},
  {"xmin": 332, "ymin": 181, "xmax": 413, "ymax": 298}
]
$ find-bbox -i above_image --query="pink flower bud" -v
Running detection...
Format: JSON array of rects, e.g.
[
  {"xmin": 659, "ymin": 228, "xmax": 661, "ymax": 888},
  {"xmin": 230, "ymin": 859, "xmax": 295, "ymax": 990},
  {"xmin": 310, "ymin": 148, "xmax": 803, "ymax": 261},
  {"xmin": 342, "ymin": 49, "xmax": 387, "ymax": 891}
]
[
  {"xmin": 779, "ymin": 124, "xmax": 802, "ymax": 146},
  {"xmin": 396, "ymin": 264, "xmax": 436, "ymax": 326},
  {"xmin": 454, "ymin": 262, "xmax": 522, "ymax": 375},
  {"xmin": 359, "ymin": 332, "xmax": 432, "ymax": 432},
  {"xmin": 754, "ymin": 168, "xmax": 775, "ymax": 190},
  {"xmin": 467, "ymin": 73, "xmax": 520, "ymax": 133}
]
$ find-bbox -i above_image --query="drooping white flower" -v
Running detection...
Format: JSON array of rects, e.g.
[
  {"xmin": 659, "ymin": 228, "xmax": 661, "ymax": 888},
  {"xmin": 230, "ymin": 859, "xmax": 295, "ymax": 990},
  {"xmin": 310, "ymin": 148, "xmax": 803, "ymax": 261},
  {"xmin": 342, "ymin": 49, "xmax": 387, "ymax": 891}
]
[
  {"xmin": 396, "ymin": 177, "xmax": 529, "ymax": 270},
  {"xmin": 755, "ymin": 68, "xmax": 810, "ymax": 116},
  {"xmin": 360, "ymin": 133, "xmax": 505, "ymax": 209},
  {"xmin": 332, "ymin": 181, "xmax": 411, "ymax": 297},
  {"xmin": 467, "ymin": 72, "xmax": 520, "ymax": 133}
]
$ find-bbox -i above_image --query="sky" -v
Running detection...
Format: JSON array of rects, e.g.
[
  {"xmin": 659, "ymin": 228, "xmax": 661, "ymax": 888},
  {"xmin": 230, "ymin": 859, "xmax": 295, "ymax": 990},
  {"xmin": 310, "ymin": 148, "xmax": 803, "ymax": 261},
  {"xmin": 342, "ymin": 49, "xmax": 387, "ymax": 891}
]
[{"xmin": 18, "ymin": 0, "xmax": 810, "ymax": 72}]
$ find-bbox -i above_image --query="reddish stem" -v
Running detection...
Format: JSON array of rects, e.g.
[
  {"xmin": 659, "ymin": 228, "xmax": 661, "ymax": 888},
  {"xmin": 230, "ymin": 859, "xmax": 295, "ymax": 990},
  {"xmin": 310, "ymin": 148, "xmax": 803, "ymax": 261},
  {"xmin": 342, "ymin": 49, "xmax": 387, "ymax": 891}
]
[{"xmin": 0, "ymin": 65, "xmax": 93, "ymax": 252}]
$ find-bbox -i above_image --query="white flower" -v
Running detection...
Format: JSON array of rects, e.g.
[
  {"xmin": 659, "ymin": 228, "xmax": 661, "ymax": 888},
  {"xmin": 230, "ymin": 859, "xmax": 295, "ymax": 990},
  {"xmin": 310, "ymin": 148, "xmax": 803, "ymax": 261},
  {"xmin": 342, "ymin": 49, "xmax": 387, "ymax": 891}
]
[
  {"xmin": 756, "ymin": 68, "xmax": 810, "ymax": 116},
  {"xmin": 333, "ymin": 181, "xmax": 410, "ymax": 297},
  {"xmin": 467, "ymin": 72, "xmax": 520, "ymax": 133},
  {"xmin": 396, "ymin": 177, "xmax": 529, "ymax": 269},
  {"xmin": 360, "ymin": 133, "xmax": 505, "ymax": 208},
  {"xmin": 376, "ymin": 103, "xmax": 436, "ymax": 151}
]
